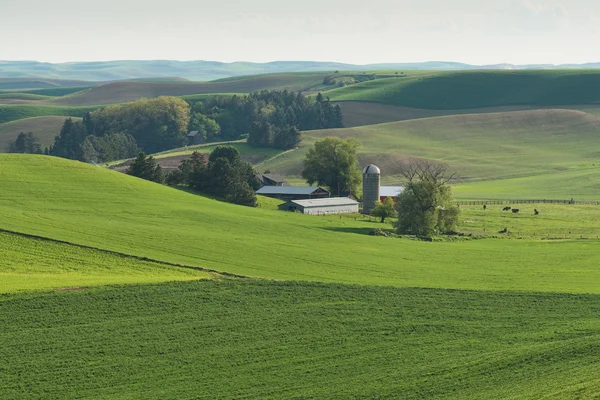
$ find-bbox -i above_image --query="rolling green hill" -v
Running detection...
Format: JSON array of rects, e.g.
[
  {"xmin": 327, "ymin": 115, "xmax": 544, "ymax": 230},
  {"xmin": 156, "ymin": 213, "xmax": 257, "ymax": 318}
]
[
  {"xmin": 0, "ymin": 116, "xmax": 76, "ymax": 150},
  {"xmin": 0, "ymin": 104, "xmax": 97, "ymax": 124},
  {"xmin": 2, "ymin": 154, "xmax": 600, "ymax": 293},
  {"xmin": 325, "ymin": 70, "xmax": 600, "ymax": 109},
  {"xmin": 261, "ymin": 109, "xmax": 600, "ymax": 199},
  {"xmin": 3, "ymin": 154, "xmax": 600, "ymax": 398},
  {"xmin": 0, "ymin": 230, "xmax": 212, "ymax": 293}
]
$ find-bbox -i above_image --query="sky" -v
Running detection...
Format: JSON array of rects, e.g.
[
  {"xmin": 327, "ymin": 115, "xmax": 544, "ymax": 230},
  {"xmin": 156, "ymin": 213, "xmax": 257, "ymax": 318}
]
[{"xmin": 1, "ymin": 0, "xmax": 599, "ymax": 65}]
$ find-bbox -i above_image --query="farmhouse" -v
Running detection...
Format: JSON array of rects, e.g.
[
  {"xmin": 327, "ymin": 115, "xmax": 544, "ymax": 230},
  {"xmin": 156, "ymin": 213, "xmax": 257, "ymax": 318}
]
[
  {"xmin": 256, "ymin": 173, "xmax": 289, "ymax": 187},
  {"xmin": 256, "ymin": 186, "xmax": 330, "ymax": 201},
  {"xmin": 279, "ymin": 197, "xmax": 359, "ymax": 215}
]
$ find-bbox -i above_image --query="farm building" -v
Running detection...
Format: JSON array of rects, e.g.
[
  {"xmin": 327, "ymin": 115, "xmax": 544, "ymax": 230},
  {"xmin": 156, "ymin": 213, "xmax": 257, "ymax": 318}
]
[
  {"xmin": 380, "ymin": 186, "xmax": 403, "ymax": 201},
  {"xmin": 279, "ymin": 197, "xmax": 359, "ymax": 215},
  {"xmin": 256, "ymin": 173, "xmax": 289, "ymax": 187},
  {"xmin": 257, "ymin": 186, "xmax": 330, "ymax": 201},
  {"xmin": 187, "ymin": 131, "xmax": 205, "ymax": 145}
]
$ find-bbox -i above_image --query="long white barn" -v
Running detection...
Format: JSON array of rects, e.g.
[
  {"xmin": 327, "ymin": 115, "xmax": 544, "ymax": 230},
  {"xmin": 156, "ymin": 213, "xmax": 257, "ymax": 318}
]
[{"xmin": 278, "ymin": 197, "xmax": 359, "ymax": 215}]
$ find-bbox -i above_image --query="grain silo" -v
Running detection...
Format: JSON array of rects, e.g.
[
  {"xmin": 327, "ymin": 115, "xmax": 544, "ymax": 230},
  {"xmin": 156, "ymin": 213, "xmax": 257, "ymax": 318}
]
[{"xmin": 362, "ymin": 164, "xmax": 381, "ymax": 214}]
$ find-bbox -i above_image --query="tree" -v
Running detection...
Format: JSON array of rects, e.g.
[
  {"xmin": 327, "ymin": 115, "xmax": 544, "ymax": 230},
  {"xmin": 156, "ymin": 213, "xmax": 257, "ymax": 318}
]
[
  {"xmin": 371, "ymin": 197, "xmax": 397, "ymax": 223},
  {"xmin": 126, "ymin": 152, "xmax": 165, "ymax": 184},
  {"xmin": 50, "ymin": 118, "xmax": 88, "ymax": 160},
  {"xmin": 394, "ymin": 160, "xmax": 460, "ymax": 237},
  {"xmin": 301, "ymin": 137, "xmax": 361, "ymax": 196},
  {"xmin": 7, "ymin": 132, "xmax": 42, "ymax": 154}
]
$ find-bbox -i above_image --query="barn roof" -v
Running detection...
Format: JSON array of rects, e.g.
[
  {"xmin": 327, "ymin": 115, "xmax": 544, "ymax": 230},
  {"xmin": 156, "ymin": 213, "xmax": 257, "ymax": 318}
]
[
  {"xmin": 289, "ymin": 197, "xmax": 358, "ymax": 208},
  {"xmin": 188, "ymin": 131, "xmax": 199, "ymax": 137},
  {"xmin": 380, "ymin": 186, "xmax": 403, "ymax": 197},
  {"xmin": 256, "ymin": 186, "xmax": 327, "ymax": 195}
]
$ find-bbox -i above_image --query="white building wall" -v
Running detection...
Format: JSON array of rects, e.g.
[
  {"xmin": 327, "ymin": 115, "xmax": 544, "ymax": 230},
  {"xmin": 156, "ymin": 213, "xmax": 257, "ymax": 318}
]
[{"xmin": 301, "ymin": 204, "xmax": 359, "ymax": 215}]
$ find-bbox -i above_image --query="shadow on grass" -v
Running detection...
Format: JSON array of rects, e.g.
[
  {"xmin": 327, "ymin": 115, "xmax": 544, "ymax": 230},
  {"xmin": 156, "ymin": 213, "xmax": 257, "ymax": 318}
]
[{"xmin": 322, "ymin": 227, "xmax": 377, "ymax": 236}]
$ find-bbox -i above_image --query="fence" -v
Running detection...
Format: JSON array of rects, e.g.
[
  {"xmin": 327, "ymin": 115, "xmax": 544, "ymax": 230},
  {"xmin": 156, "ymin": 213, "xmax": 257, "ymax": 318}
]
[{"xmin": 457, "ymin": 199, "xmax": 600, "ymax": 206}]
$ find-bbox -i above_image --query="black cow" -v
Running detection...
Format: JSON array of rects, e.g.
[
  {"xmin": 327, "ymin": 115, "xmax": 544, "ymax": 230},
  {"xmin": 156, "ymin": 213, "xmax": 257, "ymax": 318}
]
[
  {"xmin": 512, "ymin": 209, "xmax": 520, "ymax": 213},
  {"xmin": 502, "ymin": 206, "xmax": 511, "ymax": 211},
  {"xmin": 534, "ymin": 209, "xmax": 539, "ymax": 215}
]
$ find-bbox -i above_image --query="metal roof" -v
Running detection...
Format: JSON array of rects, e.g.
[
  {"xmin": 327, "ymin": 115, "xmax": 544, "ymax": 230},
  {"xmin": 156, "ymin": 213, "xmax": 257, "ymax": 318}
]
[
  {"xmin": 362, "ymin": 164, "xmax": 381, "ymax": 175},
  {"xmin": 289, "ymin": 197, "xmax": 359, "ymax": 208},
  {"xmin": 262, "ymin": 173, "xmax": 287, "ymax": 183},
  {"xmin": 187, "ymin": 131, "xmax": 199, "ymax": 136},
  {"xmin": 380, "ymin": 186, "xmax": 403, "ymax": 197},
  {"xmin": 257, "ymin": 186, "xmax": 326, "ymax": 195}
]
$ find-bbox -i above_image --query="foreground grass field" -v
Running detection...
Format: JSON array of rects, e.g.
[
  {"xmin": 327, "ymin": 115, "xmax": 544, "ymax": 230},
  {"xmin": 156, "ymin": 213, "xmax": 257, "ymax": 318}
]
[
  {"xmin": 2, "ymin": 155, "xmax": 600, "ymax": 293},
  {"xmin": 0, "ymin": 230, "xmax": 212, "ymax": 293},
  {"xmin": 1, "ymin": 279, "xmax": 599, "ymax": 399}
]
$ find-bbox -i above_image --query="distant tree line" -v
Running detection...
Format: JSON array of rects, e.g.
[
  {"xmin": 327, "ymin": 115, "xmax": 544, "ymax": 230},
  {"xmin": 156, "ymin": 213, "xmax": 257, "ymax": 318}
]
[
  {"xmin": 128, "ymin": 146, "xmax": 260, "ymax": 207},
  {"xmin": 47, "ymin": 91, "xmax": 342, "ymax": 163},
  {"xmin": 188, "ymin": 91, "xmax": 343, "ymax": 150}
]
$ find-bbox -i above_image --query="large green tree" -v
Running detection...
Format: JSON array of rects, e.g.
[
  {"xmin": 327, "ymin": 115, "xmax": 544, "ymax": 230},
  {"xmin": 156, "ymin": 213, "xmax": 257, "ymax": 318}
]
[
  {"xmin": 395, "ymin": 160, "xmax": 460, "ymax": 237},
  {"xmin": 371, "ymin": 197, "xmax": 397, "ymax": 223},
  {"xmin": 7, "ymin": 132, "xmax": 42, "ymax": 154},
  {"xmin": 301, "ymin": 137, "xmax": 361, "ymax": 196},
  {"xmin": 126, "ymin": 152, "xmax": 165, "ymax": 184}
]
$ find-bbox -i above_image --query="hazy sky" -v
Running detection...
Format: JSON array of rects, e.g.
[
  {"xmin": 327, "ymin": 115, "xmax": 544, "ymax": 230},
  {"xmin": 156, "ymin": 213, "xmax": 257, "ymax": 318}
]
[{"xmin": 2, "ymin": 0, "xmax": 599, "ymax": 65}]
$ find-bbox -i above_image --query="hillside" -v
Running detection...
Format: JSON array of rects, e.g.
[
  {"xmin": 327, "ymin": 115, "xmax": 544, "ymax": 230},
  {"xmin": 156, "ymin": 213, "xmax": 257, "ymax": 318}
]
[
  {"xmin": 0, "ymin": 116, "xmax": 75, "ymax": 150},
  {"xmin": 261, "ymin": 109, "xmax": 600, "ymax": 198},
  {"xmin": 325, "ymin": 70, "xmax": 600, "ymax": 109},
  {"xmin": 47, "ymin": 74, "xmax": 330, "ymax": 106},
  {"xmin": 2, "ymin": 154, "xmax": 600, "ymax": 292},
  {"xmin": 0, "ymin": 104, "xmax": 96, "ymax": 124}
]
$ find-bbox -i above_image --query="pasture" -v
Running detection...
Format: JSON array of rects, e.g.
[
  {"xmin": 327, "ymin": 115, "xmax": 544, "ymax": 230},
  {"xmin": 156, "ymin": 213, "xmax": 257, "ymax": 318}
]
[
  {"xmin": 1, "ymin": 280, "xmax": 599, "ymax": 399},
  {"xmin": 0, "ymin": 104, "xmax": 96, "ymax": 124},
  {"xmin": 2, "ymin": 155, "xmax": 600, "ymax": 294},
  {"xmin": 261, "ymin": 109, "xmax": 600, "ymax": 199}
]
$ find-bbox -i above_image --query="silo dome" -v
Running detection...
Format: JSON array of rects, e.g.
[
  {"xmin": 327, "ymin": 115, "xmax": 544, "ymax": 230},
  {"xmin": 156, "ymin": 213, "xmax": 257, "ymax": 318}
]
[{"xmin": 362, "ymin": 164, "xmax": 381, "ymax": 175}]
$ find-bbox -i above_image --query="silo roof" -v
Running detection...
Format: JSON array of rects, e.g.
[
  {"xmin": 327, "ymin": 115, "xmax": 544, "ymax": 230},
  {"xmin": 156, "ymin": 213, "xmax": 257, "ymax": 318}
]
[{"xmin": 363, "ymin": 164, "xmax": 380, "ymax": 174}]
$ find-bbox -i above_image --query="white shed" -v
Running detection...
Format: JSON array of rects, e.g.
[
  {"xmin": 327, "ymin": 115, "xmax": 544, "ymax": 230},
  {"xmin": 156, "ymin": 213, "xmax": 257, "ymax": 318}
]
[{"xmin": 279, "ymin": 197, "xmax": 359, "ymax": 215}]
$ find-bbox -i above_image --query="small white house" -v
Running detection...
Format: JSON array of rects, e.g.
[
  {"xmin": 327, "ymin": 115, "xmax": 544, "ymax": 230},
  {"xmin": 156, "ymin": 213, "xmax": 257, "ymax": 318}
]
[{"xmin": 279, "ymin": 197, "xmax": 359, "ymax": 215}]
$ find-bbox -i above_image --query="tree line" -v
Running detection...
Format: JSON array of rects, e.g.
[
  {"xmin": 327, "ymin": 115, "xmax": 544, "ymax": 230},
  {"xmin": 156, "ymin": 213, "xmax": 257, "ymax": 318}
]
[
  {"xmin": 127, "ymin": 146, "xmax": 260, "ymax": 207},
  {"xmin": 23, "ymin": 90, "xmax": 343, "ymax": 163}
]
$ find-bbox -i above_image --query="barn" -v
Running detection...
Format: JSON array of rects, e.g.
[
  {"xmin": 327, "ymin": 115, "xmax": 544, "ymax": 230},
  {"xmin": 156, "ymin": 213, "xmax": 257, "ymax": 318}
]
[
  {"xmin": 380, "ymin": 186, "xmax": 403, "ymax": 201},
  {"xmin": 256, "ymin": 186, "xmax": 330, "ymax": 201},
  {"xmin": 278, "ymin": 197, "xmax": 359, "ymax": 215}
]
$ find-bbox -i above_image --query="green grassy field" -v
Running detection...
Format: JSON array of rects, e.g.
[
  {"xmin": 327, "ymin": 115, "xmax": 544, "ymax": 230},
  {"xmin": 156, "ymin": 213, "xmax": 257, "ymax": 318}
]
[
  {"xmin": 261, "ymin": 109, "xmax": 600, "ymax": 199},
  {"xmin": 0, "ymin": 230, "xmax": 212, "ymax": 293},
  {"xmin": 2, "ymin": 279, "xmax": 599, "ymax": 399},
  {"xmin": 324, "ymin": 70, "xmax": 600, "ymax": 109},
  {"xmin": 0, "ymin": 104, "xmax": 97, "ymax": 124},
  {"xmin": 2, "ymin": 154, "xmax": 600, "ymax": 293},
  {"xmin": 0, "ymin": 116, "xmax": 77, "ymax": 150}
]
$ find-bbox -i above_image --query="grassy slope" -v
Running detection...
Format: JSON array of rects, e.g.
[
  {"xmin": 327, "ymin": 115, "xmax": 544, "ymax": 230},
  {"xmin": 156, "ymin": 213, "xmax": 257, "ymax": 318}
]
[
  {"xmin": 0, "ymin": 231, "xmax": 212, "ymax": 293},
  {"xmin": 0, "ymin": 104, "xmax": 97, "ymax": 124},
  {"xmin": 262, "ymin": 109, "xmax": 600, "ymax": 198},
  {"xmin": 0, "ymin": 116, "xmax": 77, "ymax": 150},
  {"xmin": 2, "ymin": 280, "xmax": 599, "ymax": 399},
  {"xmin": 325, "ymin": 70, "xmax": 600, "ymax": 109},
  {"xmin": 49, "ymin": 74, "xmax": 329, "ymax": 106},
  {"xmin": 2, "ymin": 155, "xmax": 600, "ymax": 293}
]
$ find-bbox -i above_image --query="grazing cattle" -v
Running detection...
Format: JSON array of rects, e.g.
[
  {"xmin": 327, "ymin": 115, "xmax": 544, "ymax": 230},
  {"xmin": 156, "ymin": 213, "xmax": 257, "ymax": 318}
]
[
  {"xmin": 534, "ymin": 209, "xmax": 539, "ymax": 215},
  {"xmin": 512, "ymin": 209, "xmax": 520, "ymax": 213},
  {"xmin": 483, "ymin": 205, "xmax": 487, "ymax": 210},
  {"xmin": 502, "ymin": 206, "xmax": 511, "ymax": 211}
]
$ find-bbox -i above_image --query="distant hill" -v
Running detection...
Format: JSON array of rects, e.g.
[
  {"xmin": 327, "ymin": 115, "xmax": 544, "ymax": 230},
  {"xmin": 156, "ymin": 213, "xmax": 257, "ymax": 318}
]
[
  {"xmin": 325, "ymin": 70, "xmax": 600, "ymax": 109},
  {"xmin": 2, "ymin": 59, "xmax": 600, "ymax": 81}
]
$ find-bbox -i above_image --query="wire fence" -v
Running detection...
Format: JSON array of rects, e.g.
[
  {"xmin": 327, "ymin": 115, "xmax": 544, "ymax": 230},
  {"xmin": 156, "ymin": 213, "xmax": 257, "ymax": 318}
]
[{"xmin": 457, "ymin": 199, "xmax": 600, "ymax": 206}]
